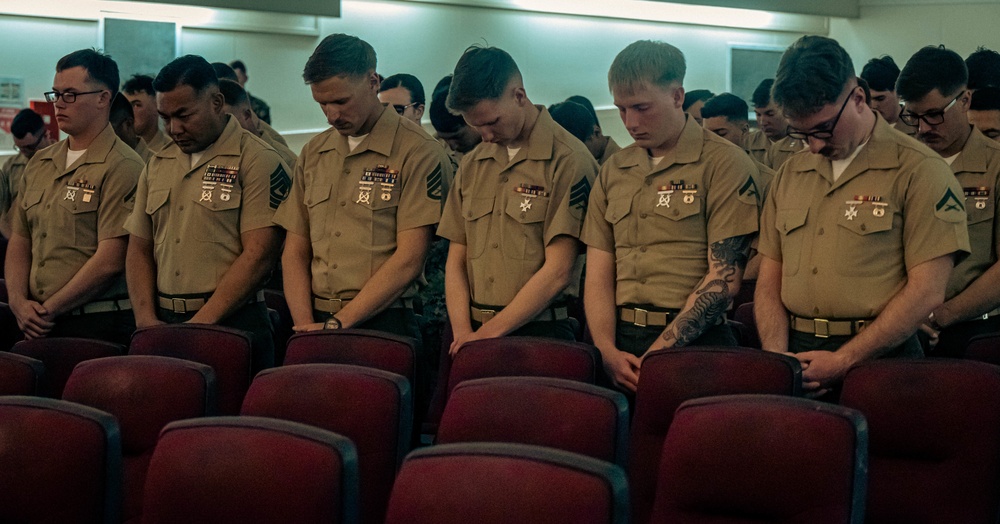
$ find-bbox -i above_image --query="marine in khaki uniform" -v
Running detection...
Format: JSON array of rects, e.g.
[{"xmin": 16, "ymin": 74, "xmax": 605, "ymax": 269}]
[
  {"xmin": 896, "ymin": 46, "xmax": 1000, "ymax": 356},
  {"xmin": 276, "ymin": 34, "xmax": 446, "ymax": 343},
  {"xmin": 755, "ymin": 36, "xmax": 970, "ymax": 396},
  {"xmin": 561, "ymin": 94, "xmax": 623, "ymax": 166},
  {"xmin": 126, "ymin": 55, "xmax": 289, "ymax": 372},
  {"xmin": 122, "ymin": 74, "xmax": 171, "ymax": 154},
  {"xmin": 6, "ymin": 49, "xmax": 140, "ymax": 346},
  {"xmin": 259, "ymin": 120, "xmax": 289, "ymax": 147},
  {"xmin": 1, "ymin": 110, "xmax": 54, "ymax": 237},
  {"xmin": 747, "ymin": 78, "xmax": 807, "ymax": 170},
  {"xmin": 219, "ymin": 79, "xmax": 297, "ymax": 168},
  {"xmin": 743, "ymin": 129, "xmax": 770, "ymax": 166},
  {"xmin": 581, "ymin": 41, "xmax": 760, "ymax": 395},
  {"xmin": 765, "ymin": 134, "xmax": 808, "ymax": 172},
  {"xmin": 438, "ymin": 46, "xmax": 597, "ymax": 353}
]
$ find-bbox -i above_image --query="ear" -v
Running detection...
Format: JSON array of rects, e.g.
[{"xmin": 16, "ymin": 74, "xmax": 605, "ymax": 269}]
[
  {"xmin": 673, "ymin": 86, "xmax": 685, "ymax": 108},
  {"xmin": 368, "ymin": 71, "xmax": 381, "ymax": 93},
  {"xmin": 209, "ymin": 90, "xmax": 225, "ymax": 114},
  {"xmin": 414, "ymin": 104, "xmax": 425, "ymax": 120},
  {"xmin": 512, "ymin": 86, "xmax": 528, "ymax": 106},
  {"xmin": 959, "ymin": 89, "xmax": 972, "ymax": 113}
]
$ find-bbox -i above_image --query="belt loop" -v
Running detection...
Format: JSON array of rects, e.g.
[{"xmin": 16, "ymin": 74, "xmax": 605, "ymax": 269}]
[{"xmin": 814, "ymin": 318, "xmax": 830, "ymax": 338}]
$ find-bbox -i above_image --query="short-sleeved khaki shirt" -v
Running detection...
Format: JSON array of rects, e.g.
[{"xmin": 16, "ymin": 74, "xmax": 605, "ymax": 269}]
[
  {"xmin": 147, "ymin": 129, "xmax": 171, "ymax": 153},
  {"xmin": 581, "ymin": 115, "xmax": 761, "ymax": 309},
  {"xmin": 274, "ymin": 106, "xmax": 447, "ymax": 300},
  {"xmin": 0, "ymin": 152, "xmax": 28, "ymax": 231},
  {"xmin": 600, "ymin": 137, "xmax": 623, "ymax": 166},
  {"xmin": 758, "ymin": 115, "xmax": 971, "ymax": 319},
  {"xmin": 260, "ymin": 130, "xmax": 297, "ymax": 170},
  {"xmin": 946, "ymin": 127, "xmax": 1000, "ymax": 299},
  {"xmin": 766, "ymin": 135, "xmax": 807, "ymax": 171},
  {"xmin": 12, "ymin": 124, "xmax": 141, "ymax": 301},
  {"xmin": 125, "ymin": 116, "xmax": 289, "ymax": 296},
  {"xmin": 437, "ymin": 107, "xmax": 598, "ymax": 307},
  {"xmin": 743, "ymin": 129, "xmax": 770, "ymax": 166},
  {"xmin": 134, "ymin": 138, "xmax": 153, "ymax": 163}
]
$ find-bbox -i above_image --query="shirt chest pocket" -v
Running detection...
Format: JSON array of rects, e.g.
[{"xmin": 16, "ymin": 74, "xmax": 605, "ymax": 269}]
[
  {"xmin": 605, "ymin": 197, "xmax": 634, "ymax": 247},
  {"xmin": 463, "ymin": 196, "xmax": 495, "ymax": 259},
  {"xmin": 146, "ymin": 189, "xmax": 170, "ymax": 245},
  {"xmin": 836, "ymin": 202, "xmax": 897, "ymax": 277},
  {"xmin": 354, "ymin": 184, "xmax": 400, "ymax": 211},
  {"xmin": 503, "ymin": 195, "xmax": 549, "ymax": 261},
  {"xmin": 193, "ymin": 183, "xmax": 242, "ymax": 243},
  {"xmin": 652, "ymin": 193, "xmax": 701, "ymax": 221},
  {"xmin": 54, "ymin": 187, "xmax": 101, "ymax": 247},
  {"xmin": 306, "ymin": 183, "xmax": 332, "ymax": 243},
  {"xmin": 776, "ymin": 207, "xmax": 809, "ymax": 277},
  {"xmin": 966, "ymin": 194, "xmax": 995, "ymax": 225}
]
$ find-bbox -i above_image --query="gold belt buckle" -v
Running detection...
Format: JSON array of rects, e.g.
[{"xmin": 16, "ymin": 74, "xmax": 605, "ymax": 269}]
[
  {"xmin": 172, "ymin": 298, "xmax": 187, "ymax": 314},
  {"xmin": 480, "ymin": 309, "xmax": 496, "ymax": 323},
  {"xmin": 634, "ymin": 308, "xmax": 648, "ymax": 328},
  {"xmin": 813, "ymin": 318, "xmax": 830, "ymax": 338}
]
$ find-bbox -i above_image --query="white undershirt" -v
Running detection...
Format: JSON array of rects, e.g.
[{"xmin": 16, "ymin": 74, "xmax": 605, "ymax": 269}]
[
  {"xmin": 650, "ymin": 155, "xmax": 664, "ymax": 166},
  {"xmin": 507, "ymin": 147, "xmax": 521, "ymax": 162},
  {"xmin": 831, "ymin": 141, "xmax": 868, "ymax": 181},
  {"xmin": 348, "ymin": 134, "xmax": 368, "ymax": 152},
  {"xmin": 190, "ymin": 152, "xmax": 204, "ymax": 169},
  {"xmin": 943, "ymin": 152, "xmax": 960, "ymax": 166},
  {"xmin": 65, "ymin": 149, "xmax": 86, "ymax": 167}
]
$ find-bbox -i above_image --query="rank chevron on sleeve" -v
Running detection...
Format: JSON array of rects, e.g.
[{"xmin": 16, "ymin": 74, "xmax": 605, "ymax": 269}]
[{"xmin": 569, "ymin": 177, "xmax": 592, "ymax": 212}]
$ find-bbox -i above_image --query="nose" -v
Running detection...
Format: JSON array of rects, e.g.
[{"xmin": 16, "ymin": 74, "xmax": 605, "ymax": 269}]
[
  {"xmin": 807, "ymin": 135, "xmax": 827, "ymax": 154},
  {"xmin": 918, "ymin": 118, "xmax": 934, "ymax": 135},
  {"xmin": 479, "ymin": 130, "xmax": 495, "ymax": 143},
  {"xmin": 622, "ymin": 110, "xmax": 639, "ymax": 132},
  {"xmin": 322, "ymin": 104, "xmax": 339, "ymax": 125}
]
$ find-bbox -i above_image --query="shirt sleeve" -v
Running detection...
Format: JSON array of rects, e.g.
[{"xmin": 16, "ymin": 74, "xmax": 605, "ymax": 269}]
[
  {"xmin": 543, "ymin": 148, "xmax": 599, "ymax": 245},
  {"xmin": 579, "ymin": 161, "xmax": 615, "ymax": 253},
  {"xmin": 124, "ymin": 164, "xmax": 153, "ymax": 240},
  {"xmin": 97, "ymin": 153, "xmax": 142, "ymax": 241},
  {"xmin": 396, "ymin": 138, "xmax": 449, "ymax": 231},
  {"xmin": 902, "ymin": 156, "xmax": 971, "ymax": 269},
  {"xmin": 436, "ymin": 156, "xmax": 469, "ymax": 245},
  {"xmin": 704, "ymin": 145, "xmax": 760, "ymax": 245},
  {"xmin": 273, "ymin": 148, "xmax": 310, "ymax": 237},
  {"xmin": 239, "ymin": 144, "xmax": 286, "ymax": 232}
]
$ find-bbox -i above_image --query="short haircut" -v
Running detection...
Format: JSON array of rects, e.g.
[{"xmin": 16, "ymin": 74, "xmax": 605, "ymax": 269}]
[
  {"xmin": 751, "ymin": 79, "xmax": 775, "ymax": 108},
  {"xmin": 967, "ymin": 47, "xmax": 1000, "ymax": 91},
  {"xmin": 683, "ymin": 89, "xmax": 714, "ymax": 111},
  {"xmin": 608, "ymin": 40, "xmax": 686, "ymax": 95},
  {"xmin": 548, "ymin": 101, "xmax": 596, "ymax": 143},
  {"xmin": 219, "ymin": 79, "xmax": 249, "ymax": 107},
  {"xmin": 10, "ymin": 109, "xmax": 44, "ymax": 139},
  {"xmin": 109, "ymin": 92, "xmax": 134, "ymax": 127},
  {"xmin": 896, "ymin": 45, "xmax": 967, "ymax": 102},
  {"xmin": 230, "ymin": 60, "xmax": 247, "ymax": 74},
  {"xmin": 429, "ymin": 75, "xmax": 466, "ymax": 133},
  {"xmin": 211, "ymin": 62, "xmax": 238, "ymax": 82},
  {"xmin": 56, "ymin": 48, "xmax": 120, "ymax": 97},
  {"xmin": 153, "ymin": 55, "xmax": 219, "ymax": 94},
  {"xmin": 122, "ymin": 74, "xmax": 155, "ymax": 96},
  {"xmin": 700, "ymin": 93, "xmax": 749, "ymax": 123},
  {"xmin": 447, "ymin": 45, "xmax": 521, "ymax": 113},
  {"xmin": 971, "ymin": 86, "xmax": 1000, "ymax": 111},
  {"xmin": 566, "ymin": 95, "xmax": 599, "ymax": 123},
  {"xmin": 860, "ymin": 56, "xmax": 900, "ymax": 92},
  {"xmin": 303, "ymin": 33, "xmax": 376, "ymax": 84},
  {"xmin": 379, "ymin": 73, "xmax": 425, "ymax": 105},
  {"xmin": 773, "ymin": 36, "xmax": 856, "ymax": 119}
]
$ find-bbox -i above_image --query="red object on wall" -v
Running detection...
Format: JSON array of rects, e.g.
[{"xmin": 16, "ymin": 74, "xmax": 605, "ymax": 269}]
[{"xmin": 29, "ymin": 101, "xmax": 59, "ymax": 141}]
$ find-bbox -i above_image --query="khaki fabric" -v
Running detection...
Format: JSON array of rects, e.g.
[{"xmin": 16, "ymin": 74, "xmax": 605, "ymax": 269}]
[
  {"xmin": 946, "ymin": 126, "xmax": 1000, "ymax": 300},
  {"xmin": 260, "ymin": 129, "xmax": 297, "ymax": 169},
  {"xmin": 259, "ymin": 121, "xmax": 289, "ymax": 147},
  {"xmin": 743, "ymin": 129, "xmax": 770, "ymax": 166},
  {"xmin": 600, "ymin": 137, "xmax": 623, "ymax": 165},
  {"xmin": 437, "ymin": 107, "xmax": 598, "ymax": 306},
  {"xmin": 12, "ymin": 124, "xmax": 141, "ymax": 301},
  {"xmin": 581, "ymin": 115, "xmax": 761, "ymax": 309},
  {"xmin": 147, "ymin": 129, "xmax": 171, "ymax": 153},
  {"xmin": 766, "ymin": 134, "xmax": 808, "ymax": 171},
  {"xmin": 758, "ymin": 115, "xmax": 971, "ymax": 319},
  {"xmin": 0, "ymin": 152, "xmax": 28, "ymax": 232},
  {"xmin": 274, "ymin": 106, "xmax": 448, "ymax": 300},
  {"xmin": 134, "ymin": 138, "xmax": 153, "ymax": 163},
  {"xmin": 125, "ymin": 116, "xmax": 289, "ymax": 295}
]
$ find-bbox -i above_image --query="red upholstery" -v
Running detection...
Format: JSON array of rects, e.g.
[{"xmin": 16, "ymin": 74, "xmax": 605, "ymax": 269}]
[
  {"xmin": 241, "ymin": 364, "xmax": 410, "ymax": 524},
  {"xmin": 12, "ymin": 337, "xmax": 124, "ymax": 398},
  {"xmin": 0, "ymin": 396, "xmax": 122, "ymax": 524},
  {"xmin": 437, "ymin": 377, "xmax": 629, "ymax": 466},
  {"xmin": 652, "ymin": 395, "xmax": 867, "ymax": 523},
  {"xmin": 732, "ymin": 302, "xmax": 760, "ymax": 349},
  {"xmin": 384, "ymin": 443, "xmax": 629, "ymax": 524},
  {"xmin": 285, "ymin": 329, "xmax": 416, "ymax": 387},
  {"xmin": 0, "ymin": 351, "xmax": 44, "ymax": 395},
  {"xmin": 141, "ymin": 417, "xmax": 359, "ymax": 524},
  {"xmin": 130, "ymin": 324, "xmax": 252, "ymax": 415},
  {"xmin": 840, "ymin": 359, "xmax": 1000, "ymax": 524},
  {"xmin": 630, "ymin": 347, "xmax": 801, "ymax": 524},
  {"xmin": 63, "ymin": 356, "xmax": 217, "ymax": 523},
  {"xmin": 964, "ymin": 333, "xmax": 1000, "ymax": 366},
  {"xmin": 447, "ymin": 337, "xmax": 598, "ymax": 397}
]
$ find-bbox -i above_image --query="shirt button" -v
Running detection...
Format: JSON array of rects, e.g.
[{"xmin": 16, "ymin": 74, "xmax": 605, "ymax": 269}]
[
  {"xmin": 334, "ymin": 231, "xmax": 341, "ymax": 237},
  {"xmin": 46, "ymin": 204, "xmax": 51, "ymax": 209},
  {"xmin": 812, "ymin": 267, "xmax": 818, "ymax": 274},
  {"xmin": 179, "ymin": 205, "xmax": 185, "ymax": 211},
  {"xmin": 520, "ymin": 212, "xmax": 526, "ymax": 218},
  {"xmin": 501, "ymin": 177, "xmax": 508, "ymax": 183},
  {"xmin": 39, "ymin": 261, "xmax": 45, "ymax": 267},
  {"xmin": 818, "ymin": 228, "xmax": 824, "ymax": 235},
  {"xmin": 640, "ymin": 247, "xmax": 647, "ymax": 252},
  {"xmin": 860, "ymin": 224, "xmax": 867, "ymax": 231},
  {"xmin": 175, "ymin": 239, "xmax": 180, "ymax": 243},
  {"xmin": 41, "ymin": 233, "xmax": 46, "ymax": 238},
  {"xmin": 640, "ymin": 278, "xmax": 647, "ymax": 284},
  {"xmin": 492, "ymin": 242, "xmax": 499, "ymax": 248},
  {"xmin": 645, "ymin": 180, "xmax": 652, "ymax": 186},
  {"xmin": 672, "ymin": 209, "xmax": 679, "ymax": 216},
  {"xmin": 175, "ymin": 271, "xmax": 180, "ymax": 276},
  {"xmin": 813, "ymin": 307, "xmax": 820, "ymax": 316},
  {"xmin": 344, "ymin": 169, "xmax": 350, "ymax": 175},
  {"xmin": 340, "ymin": 201, "xmax": 347, "ymax": 207},
  {"xmin": 332, "ymin": 264, "xmax": 338, "ymax": 269},
  {"xmin": 488, "ymin": 276, "xmax": 495, "ymax": 283},
  {"xmin": 306, "ymin": 199, "xmax": 312, "ymax": 205},
  {"xmin": 640, "ymin": 213, "xmax": 648, "ymax": 219},
  {"xmin": 467, "ymin": 211, "xmax": 472, "ymax": 217}
]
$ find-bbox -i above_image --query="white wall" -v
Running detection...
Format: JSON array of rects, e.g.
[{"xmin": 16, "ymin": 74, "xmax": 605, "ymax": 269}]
[{"xmin": 1, "ymin": 0, "xmax": 812, "ymax": 155}]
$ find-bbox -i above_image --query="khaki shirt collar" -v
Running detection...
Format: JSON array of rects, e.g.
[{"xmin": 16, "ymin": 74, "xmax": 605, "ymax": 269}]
[
  {"xmin": 154, "ymin": 115, "xmax": 243, "ymax": 172},
  {"xmin": 317, "ymin": 104, "xmax": 396, "ymax": 157},
  {"xmin": 469, "ymin": 105, "xmax": 556, "ymax": 166},
  {"xmin": 952, "ymin": 126, "xmax": 991, "ymax": 174},
  {"xmin": 35, "ymin": 123, "xmax": 118, "ymax": 176},
  {"xmin": 611, "ymin": 114, "xmax": 702, "ymax": 176},
  {"xmin": 790, "ymin": 113, "xmax": 899, "ymax": 188}
]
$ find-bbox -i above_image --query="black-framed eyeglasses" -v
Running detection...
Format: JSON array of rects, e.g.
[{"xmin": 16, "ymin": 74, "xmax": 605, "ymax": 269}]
[
  {"xmin": 899, "ymin": 92, "xmax": 963, "ymax": 127},
  {"xmin": 787, "ymin": 86, "xmax": 858, "ymax": 141},
  {"xmin": 44, "ymin": 89, "xmax": 105, "ymax": 104},
  {"xmin": 13, "ymin": 130, "xmax": 46, "ymax": 154},
  {"xmin": 393, "ymin": 103, "xmax": 419, "ymax": 115}
]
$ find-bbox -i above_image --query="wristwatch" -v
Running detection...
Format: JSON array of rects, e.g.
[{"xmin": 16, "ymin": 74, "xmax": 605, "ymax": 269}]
[{"xmin": 324, "ymin": 316, "xmax": 342, "ymax": 330}]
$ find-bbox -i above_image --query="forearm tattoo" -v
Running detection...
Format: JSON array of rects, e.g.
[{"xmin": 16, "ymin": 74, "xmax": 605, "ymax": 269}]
[{"xmin": 660, "ymin": 234, "xmax": 753, "ymax": 348}]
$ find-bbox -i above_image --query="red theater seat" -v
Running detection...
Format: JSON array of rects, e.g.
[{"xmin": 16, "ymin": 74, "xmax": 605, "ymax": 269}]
[
  {"xmin": 732, "ymin": 301, "xmax": 760, "ymax": 349},
  {"xmin": 130, "ymin": 324, "xmax": 252, "ymax": 415},
  {"xmin": 0, "ymin": 396, "xmax": 122, "ymax": 524},
  {"xmin": 652, "ymin": 395, "xmax": 867, "ymax": 524},
  {"xmin": 384, "ymin": 443, "xmax": 629, "ymax": 524},
  {"xmin": 0, "ymin": 351, "xmax": 44, "ymax": 395},
  {"xmin": 447, "ymin": 336, "xmax": 598, "ymax": 396},
  {"xmin": 630, "ymin": 347, "xmax": 801, "ymax": 524},
  {"xmin": 840, "ymin": 359, "xmax": 1000, "ymax": 524},
  {"xmin": 141, "ymin": 417, "xmax": 359, "ymax": 524},
  {"xmin": 63, "ymin": 356, "xmax": 216, "ymax": 524},
  {"xmin": 964, "ymin": 332, "xmax": 1000, "ymax": 366},
  {"xmin": 284, "ymin": 329, "xmax": 416, "ymax": 388},
  {"xmin": 241, "ymin": 364, "xmax": 410, "ymax": 524},
  {"xmin": 437, "ymin": 376, "xmax": 629, "ymax": 466},
  {"xmin": 12, "ymin": 337, "xmax": 124, "ymax": 398}
]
